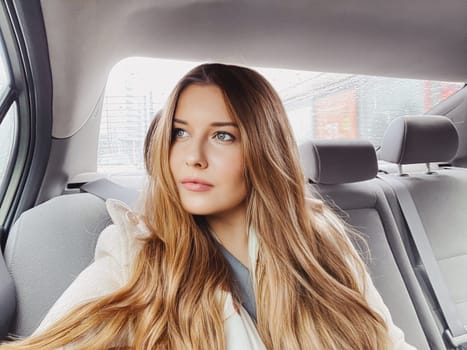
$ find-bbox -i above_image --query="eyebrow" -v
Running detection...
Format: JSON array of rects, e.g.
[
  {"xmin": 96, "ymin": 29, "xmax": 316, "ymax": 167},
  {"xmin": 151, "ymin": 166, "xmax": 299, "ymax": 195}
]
[{"xmin": 173, "ymin": 118, "xmax": 238, "ymax": 128}]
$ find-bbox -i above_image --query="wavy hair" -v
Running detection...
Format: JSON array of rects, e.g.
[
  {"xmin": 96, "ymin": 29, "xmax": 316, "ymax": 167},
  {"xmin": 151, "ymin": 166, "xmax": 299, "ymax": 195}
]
[{"xmin": 0, "ymin": 63, "xmax": 389, "ymax": 349}]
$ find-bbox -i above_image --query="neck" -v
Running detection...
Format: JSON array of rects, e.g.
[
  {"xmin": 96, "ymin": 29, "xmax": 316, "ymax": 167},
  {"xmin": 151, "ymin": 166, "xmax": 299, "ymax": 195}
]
[{"xmin": 207, "ymin": 203, "xmax": 250, "ymax": 269}]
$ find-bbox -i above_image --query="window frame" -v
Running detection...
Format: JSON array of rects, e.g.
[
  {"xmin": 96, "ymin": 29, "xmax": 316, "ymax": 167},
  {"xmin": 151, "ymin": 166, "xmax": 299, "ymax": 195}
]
[{"xmin": 0, "ymin": 0, "xmax": 52, "ymax": 249}]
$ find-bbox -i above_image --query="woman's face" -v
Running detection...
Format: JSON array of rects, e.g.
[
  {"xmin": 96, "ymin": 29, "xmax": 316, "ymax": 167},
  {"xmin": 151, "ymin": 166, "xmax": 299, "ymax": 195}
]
[{"xmin": 169, "ymin": 84, "xmax": 247, "ymax": 218}]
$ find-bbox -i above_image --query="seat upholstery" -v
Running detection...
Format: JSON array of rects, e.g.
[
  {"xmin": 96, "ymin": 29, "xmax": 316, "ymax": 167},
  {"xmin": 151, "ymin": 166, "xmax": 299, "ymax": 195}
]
[
  {"xmin": 4, "ymin": 193, "xmax": 111, "ymax": 337},
  {"xmin": 300, "ymin": 139, "xmax": 440, "ymax": 349},
  {"xmin": 379, "ymin": 115, "xmax": 458, "ymax": 165},
  {"xmin": 299, "ymin": 139, "xmax": 378, "ymax": 184},
  {"xmin": 380, "ymin": 115, "xmax": 467, "ymax": 348}
]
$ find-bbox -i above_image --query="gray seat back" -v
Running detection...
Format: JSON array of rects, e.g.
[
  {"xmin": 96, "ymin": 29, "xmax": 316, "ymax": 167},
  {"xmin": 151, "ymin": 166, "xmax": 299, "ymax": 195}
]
[
  {"xmin": 4, "ymin": 193, "xmax": 111, "ymax": 337},
  {"xmin": 300, "ymin": 139, "xmax": 438, "ymax": 349},
  {"xmin": 380, "ymin": 115, "xmax": 467, "ymax": 348}
]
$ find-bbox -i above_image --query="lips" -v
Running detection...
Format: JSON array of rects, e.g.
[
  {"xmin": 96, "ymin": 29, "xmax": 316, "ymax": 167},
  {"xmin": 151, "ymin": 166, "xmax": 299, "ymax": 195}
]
[{"xmin": 181, "ymin": 178, "xmax": 213, "ymax": 192}]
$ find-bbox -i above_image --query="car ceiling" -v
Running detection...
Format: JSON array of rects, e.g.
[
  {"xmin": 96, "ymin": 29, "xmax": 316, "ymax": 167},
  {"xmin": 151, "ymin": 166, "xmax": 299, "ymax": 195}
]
[{"xmin": 40, "ymin": 0, "xmax": 467, "ymax": 139}]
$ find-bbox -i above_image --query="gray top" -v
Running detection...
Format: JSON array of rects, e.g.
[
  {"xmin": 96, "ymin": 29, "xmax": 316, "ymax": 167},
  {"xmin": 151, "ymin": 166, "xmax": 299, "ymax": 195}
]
[{"xmin": 218, "ymin": 244, "xmax": 257, "ymax": 322}]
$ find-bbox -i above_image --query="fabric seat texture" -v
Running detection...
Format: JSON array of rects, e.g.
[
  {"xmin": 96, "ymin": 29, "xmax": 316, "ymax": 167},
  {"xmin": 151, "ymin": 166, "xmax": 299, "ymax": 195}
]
[
  {"xmin": 299, "ymin": 139, "xmax": 439, "ymax": 349},
  {"xmin": 4, "ymin": 193, "xmax": 111, "ymax": 337},
  {"xmin": 379, "ymin": 115, "xmax": 467, "ymax": 349}
]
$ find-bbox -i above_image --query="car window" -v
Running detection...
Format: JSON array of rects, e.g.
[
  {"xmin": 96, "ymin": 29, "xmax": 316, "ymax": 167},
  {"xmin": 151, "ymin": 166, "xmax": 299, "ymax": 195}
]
[
  {"xmin": 98, "ymin": 58, "xmax": 463, "ymax": 172},
  {"xmin": 0, "ymin": 44, "xmax": 9, "ymax": 95},
  {"xmin": 0, "ymin": 34, "xmax": 15, "ymax": 197},
  {"xmin": 0, "ymin": 104, "xmax": 17, "ymax": 185}
]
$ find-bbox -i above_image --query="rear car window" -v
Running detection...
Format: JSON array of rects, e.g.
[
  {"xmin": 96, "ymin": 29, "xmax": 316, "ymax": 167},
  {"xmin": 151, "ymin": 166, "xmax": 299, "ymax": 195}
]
[
  {"xmin": 0, "ymin": 104, "xmax": 16, "ymax": 185},
  {"xmin": 98, "ymin": 58, "xmax": 463, "ymax": 172},
  {"xmin": 0, "ymin": 37, "xmax": 15, "ymax": 191}
]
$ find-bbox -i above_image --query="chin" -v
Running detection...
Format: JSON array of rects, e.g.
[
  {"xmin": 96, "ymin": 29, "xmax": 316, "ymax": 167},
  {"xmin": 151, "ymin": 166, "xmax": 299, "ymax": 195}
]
[
  {"xmin": 184, "ymin": 209, "xmax": 216, "ymax": 216},
  {"xmin": 181, "ymin": 203, "xmax": 217, "ymax": 216}
]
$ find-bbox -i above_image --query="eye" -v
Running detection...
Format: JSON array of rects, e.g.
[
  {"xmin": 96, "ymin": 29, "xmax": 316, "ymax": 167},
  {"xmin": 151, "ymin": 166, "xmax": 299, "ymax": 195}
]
[
  {"xmin": 214, "ymin": 131, "xmax": 235, "ymax": 142},
  {"xmin": 173, "ymin": 128, "xmax": 188, "ymax": 138}
]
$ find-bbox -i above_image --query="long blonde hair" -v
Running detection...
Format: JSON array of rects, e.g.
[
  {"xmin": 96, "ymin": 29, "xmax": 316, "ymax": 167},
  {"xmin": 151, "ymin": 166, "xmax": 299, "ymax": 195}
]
[{"xmin": 0, "ymin": 63, "xmax": 389, "ymax": 349}]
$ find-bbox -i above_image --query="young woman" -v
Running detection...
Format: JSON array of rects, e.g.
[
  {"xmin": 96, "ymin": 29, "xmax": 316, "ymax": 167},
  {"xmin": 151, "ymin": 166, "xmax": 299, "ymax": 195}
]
[{"xmin": 0, "ymin": 63, "xmax": 414, "ymax": 349}]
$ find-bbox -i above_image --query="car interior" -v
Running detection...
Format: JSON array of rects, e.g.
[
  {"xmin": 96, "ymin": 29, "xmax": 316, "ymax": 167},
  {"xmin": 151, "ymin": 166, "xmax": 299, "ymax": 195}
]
[{"xmin": 0, "ymin": 1, "xmax": 467, "ymax": 349}]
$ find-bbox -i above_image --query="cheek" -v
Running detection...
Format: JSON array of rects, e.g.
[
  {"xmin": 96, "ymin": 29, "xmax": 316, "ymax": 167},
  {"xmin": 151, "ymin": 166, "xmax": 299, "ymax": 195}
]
[
  {"xmin": 168, "ymin": 147, "xmax": 180, "ymax": 175},
  {"xmin": 232, "ymin": 152, "xmax": 246, "ymax": 181},
  {"xmin": 232, "ymin": 162, "xmax": 246, "ymax": 188},
  {"xmin": 211, "ymin": 149, "xmax": 245, "ymax": 186}
]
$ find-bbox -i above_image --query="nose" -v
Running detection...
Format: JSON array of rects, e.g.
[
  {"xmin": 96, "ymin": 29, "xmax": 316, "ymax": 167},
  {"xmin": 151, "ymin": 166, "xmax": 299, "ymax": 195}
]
[{"xmin": 185, "ymin": 140, "xmax": 208, "ymax": 169}]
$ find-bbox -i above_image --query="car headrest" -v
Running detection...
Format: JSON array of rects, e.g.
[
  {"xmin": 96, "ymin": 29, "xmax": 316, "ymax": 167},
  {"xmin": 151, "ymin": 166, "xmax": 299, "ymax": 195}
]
[
  {"xmin": 379, "ymin": 115, "xmax": 459, "ymax": 164},
  {"xmin": 299, "ymin": 140, "xmax": 378, "ymax": 185}
]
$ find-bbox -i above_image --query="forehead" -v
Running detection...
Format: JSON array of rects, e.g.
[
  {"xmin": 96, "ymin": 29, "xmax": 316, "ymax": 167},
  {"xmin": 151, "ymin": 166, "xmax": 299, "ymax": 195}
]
[{"xmin": 174, "ymin": 84, "xmax": 233, "ymax": 123}]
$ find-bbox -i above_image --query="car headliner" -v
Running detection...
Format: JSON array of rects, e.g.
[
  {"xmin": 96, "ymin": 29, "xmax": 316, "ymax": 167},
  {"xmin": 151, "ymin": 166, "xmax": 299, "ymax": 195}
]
[{"xmin": 40, "ymin": 0, "xmax": 467, "ymax": 138}]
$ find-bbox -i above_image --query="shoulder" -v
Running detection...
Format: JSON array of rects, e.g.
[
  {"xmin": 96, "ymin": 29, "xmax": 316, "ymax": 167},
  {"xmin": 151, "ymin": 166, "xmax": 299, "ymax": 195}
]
[
  {"xmin": 105, "ymin": 198, "xmax": 150, "ymax": 237},
  {"xmin": 95, "ymin": 199, "xmax": 150, "ymax": 278},
  {"xmin": 33, "ymin": 200, "xmax": 150, "ymax": 336}
]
